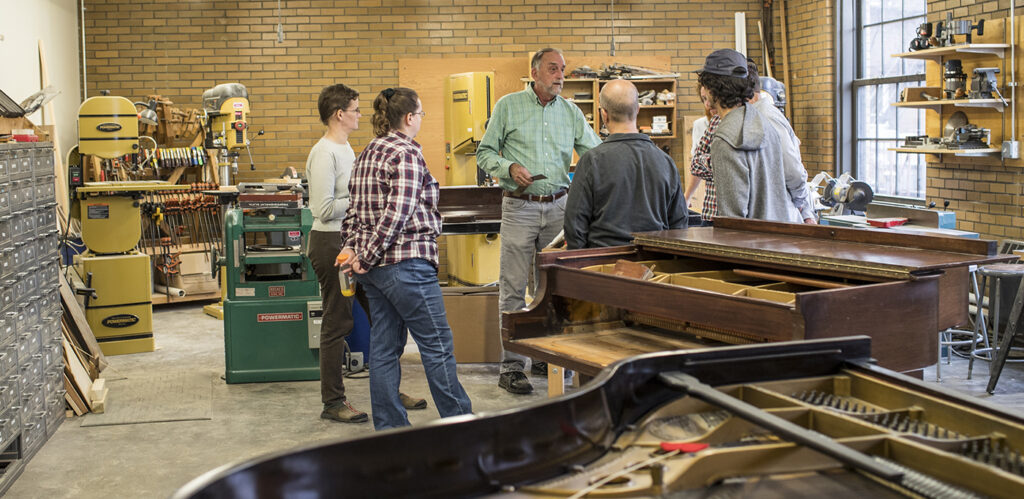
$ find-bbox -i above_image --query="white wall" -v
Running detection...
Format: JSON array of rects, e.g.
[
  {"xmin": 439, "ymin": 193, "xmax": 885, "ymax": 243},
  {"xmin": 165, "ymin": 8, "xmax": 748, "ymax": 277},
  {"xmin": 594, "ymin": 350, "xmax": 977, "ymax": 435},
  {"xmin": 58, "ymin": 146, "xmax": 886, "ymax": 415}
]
[{"xmin": 0, "ymin": 0, "xmax": 82, "ymax": 159}]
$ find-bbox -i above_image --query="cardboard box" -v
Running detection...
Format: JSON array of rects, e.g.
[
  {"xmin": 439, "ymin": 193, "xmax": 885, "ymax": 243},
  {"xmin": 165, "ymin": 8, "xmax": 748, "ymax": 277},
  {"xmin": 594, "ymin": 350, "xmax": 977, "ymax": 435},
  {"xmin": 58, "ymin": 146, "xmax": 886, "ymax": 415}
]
[{"xmin": 442, "ymin": 286, "xmax": 501, "ymax": 363}]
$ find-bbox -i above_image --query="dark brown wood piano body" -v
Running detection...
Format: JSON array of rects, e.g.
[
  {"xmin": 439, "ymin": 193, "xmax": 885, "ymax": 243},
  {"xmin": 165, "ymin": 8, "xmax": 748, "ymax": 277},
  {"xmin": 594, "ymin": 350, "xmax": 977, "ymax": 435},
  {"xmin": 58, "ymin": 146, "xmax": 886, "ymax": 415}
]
[{"xmin": 504, "ymin": 218, "xmax": 1014, "ymax": 374}]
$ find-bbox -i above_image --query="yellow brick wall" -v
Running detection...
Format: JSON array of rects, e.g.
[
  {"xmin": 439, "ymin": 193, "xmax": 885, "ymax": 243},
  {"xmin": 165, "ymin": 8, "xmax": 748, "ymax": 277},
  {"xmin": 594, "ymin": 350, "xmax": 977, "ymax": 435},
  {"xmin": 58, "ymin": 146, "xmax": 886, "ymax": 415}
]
[
  {"xmin": 923, "ymin": 0, "xmax": 1024, "ymax": 242},
  {"xmin": 81, "ymin": 0, "xmax": 769, "ymax": 182},
  {"xmin": 781, "ymin": 0, "xmax": 834, "ymax": 177}
]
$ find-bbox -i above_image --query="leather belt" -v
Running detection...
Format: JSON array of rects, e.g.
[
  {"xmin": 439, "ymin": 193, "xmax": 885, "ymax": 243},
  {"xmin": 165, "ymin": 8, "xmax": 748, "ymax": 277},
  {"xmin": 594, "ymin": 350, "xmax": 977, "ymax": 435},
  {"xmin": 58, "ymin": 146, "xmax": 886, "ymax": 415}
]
[{"xmin": 503, "ymin": 188, "xmax": 568, "ymax": 203}]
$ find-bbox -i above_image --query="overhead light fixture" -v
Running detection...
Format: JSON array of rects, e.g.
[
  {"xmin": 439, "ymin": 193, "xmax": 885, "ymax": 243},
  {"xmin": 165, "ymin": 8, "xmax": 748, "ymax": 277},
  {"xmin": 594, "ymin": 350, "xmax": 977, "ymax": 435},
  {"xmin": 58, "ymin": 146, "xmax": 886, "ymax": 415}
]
[{"xmin": 135, "ymin": 99, "xmax": 159, "ymax": 126}]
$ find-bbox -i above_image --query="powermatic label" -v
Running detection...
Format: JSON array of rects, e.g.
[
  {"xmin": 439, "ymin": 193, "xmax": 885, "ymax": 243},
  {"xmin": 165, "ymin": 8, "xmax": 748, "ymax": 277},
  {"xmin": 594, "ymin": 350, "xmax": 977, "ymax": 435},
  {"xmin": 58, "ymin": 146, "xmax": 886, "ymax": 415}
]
[{"xmin": 257, "ymin": 312, "xmax": 303, "ymax": 323}]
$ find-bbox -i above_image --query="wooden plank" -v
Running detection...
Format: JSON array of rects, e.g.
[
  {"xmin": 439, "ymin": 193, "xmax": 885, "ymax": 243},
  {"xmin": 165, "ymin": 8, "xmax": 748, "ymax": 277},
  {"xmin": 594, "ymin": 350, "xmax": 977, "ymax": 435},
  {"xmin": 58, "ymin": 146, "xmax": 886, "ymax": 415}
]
[
  {"xmin": 547, "ymin": 364, "xmax": 565, "ymax": 398},
  {"xmin": 732, "ymin": 268, "xmax": 852, "ymax": 289},
  {"xmin": 165, "ymin": 166, "xmax": 187, "ymax": 185},
  {"xmin": 207, "ymin": 151, "xmax": 220, "ymax": 185},
  {"xmin": 682, "ymin": 217, "xmax": 1001, "ymax": 257},
  {"xmin": 60, "ymin": 274, "xmax": 108, "ymax": 372},
  {"xmin": 89, "ymin": 378, "xmax": 108, "ymax": 414},
  {"xmin": 66, "ymin": 322, "xmax": 99, "ymax": 380},
  {"xmin": 779, "ymin": 0, "xmax": 792, "ymax": 118},
  {"xmin": 151, "ymin": 290, "xmax": 220, "ymax": 306},
  {"xmin": 39, "ymin": 40, "xmax": 70, "ymax": 217},
  {"xmin": 88, "ymin": 378, "xmax": 106, "ymax": 400},
  {"xmin": 64, "ymin": 375, "xmax": 88, "ymax": 416},
  {"xmin": 519, "ymin": 327, "xmax": 707, "ymax": 372},
  {"xmin": 63, "ymin": 337, "xmax": 94, "ymax": 411}
]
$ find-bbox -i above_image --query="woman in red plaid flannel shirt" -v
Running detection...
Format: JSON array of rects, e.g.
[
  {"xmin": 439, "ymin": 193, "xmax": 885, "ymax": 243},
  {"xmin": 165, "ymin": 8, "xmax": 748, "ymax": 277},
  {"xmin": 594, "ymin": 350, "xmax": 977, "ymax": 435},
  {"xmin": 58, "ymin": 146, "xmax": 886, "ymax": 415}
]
[{"xmin": 337, "ymin": 87, "xmax": 473, "ymax": 430}]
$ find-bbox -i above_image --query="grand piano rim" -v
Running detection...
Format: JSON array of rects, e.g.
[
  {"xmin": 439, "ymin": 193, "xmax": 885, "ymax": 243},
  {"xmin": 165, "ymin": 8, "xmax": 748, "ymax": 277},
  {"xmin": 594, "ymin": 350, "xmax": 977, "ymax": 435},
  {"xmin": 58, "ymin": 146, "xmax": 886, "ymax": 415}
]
[{"xmin": 172, "ymin": 337, "xmax": 1024, "ymax": 498}]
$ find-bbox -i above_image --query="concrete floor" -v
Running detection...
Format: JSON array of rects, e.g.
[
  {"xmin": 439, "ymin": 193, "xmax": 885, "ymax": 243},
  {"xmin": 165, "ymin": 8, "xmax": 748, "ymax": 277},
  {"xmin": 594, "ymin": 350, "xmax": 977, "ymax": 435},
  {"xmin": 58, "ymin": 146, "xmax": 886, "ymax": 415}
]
[{"xmin": 6, "ymin": 303, "xmax": 1024, "ymax": 498}]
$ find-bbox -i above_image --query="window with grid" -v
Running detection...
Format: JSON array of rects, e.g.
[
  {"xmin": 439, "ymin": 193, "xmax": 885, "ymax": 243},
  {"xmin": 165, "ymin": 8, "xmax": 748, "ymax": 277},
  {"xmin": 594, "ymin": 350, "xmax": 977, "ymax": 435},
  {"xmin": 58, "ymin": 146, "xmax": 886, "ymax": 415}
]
[{"xmin": 854, "ymin": 0, "xmax": 927, "ymax": 199}]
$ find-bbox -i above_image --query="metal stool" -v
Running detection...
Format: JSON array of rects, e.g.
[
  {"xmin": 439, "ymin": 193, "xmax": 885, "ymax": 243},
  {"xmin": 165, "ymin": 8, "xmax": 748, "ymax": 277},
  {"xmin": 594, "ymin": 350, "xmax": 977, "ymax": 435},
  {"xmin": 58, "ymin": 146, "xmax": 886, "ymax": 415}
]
[
  {"xmin": 968, "ymin": 263, "xmax": 1024, "ymax": 382},
  {"xmin": 986, "ymin": 263, "xmax": 1024, "ymax": 393},
  {"xmin": 937, "ymin": 265, "xmax": 985, "ymax": 381}
]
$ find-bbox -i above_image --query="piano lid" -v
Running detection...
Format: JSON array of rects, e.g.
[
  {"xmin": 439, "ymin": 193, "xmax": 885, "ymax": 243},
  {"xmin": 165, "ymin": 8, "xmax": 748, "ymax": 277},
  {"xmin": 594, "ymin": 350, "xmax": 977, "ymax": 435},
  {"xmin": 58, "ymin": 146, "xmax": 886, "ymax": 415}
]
[{"xmin": 633, "ymin": 217, "xmax": 1011, "ymax": 280}]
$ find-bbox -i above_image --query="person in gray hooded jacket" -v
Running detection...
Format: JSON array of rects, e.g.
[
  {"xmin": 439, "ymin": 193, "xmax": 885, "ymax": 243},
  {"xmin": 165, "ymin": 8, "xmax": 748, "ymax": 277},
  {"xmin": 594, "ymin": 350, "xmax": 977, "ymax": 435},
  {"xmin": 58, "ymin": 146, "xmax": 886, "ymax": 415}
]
[{"xmin": 697, "ymin": 49, "xmax": 803, "ymax": 224}]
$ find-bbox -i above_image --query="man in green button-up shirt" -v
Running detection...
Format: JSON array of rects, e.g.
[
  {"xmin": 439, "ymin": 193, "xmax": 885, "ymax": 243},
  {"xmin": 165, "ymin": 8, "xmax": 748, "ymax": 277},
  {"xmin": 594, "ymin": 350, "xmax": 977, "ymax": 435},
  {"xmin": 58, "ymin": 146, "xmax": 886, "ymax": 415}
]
[{"xmin": 477, "ymin": 48, "xmax": 602, "ymax": 395}]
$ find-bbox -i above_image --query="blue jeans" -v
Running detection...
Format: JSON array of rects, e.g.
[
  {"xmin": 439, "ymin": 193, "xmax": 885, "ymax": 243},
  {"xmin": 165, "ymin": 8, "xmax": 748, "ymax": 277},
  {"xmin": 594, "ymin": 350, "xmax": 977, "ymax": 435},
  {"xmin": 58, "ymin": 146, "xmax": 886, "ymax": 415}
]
[{"xmin": 356, "ymin": 258, "xmax": 473, "ymax": 430}]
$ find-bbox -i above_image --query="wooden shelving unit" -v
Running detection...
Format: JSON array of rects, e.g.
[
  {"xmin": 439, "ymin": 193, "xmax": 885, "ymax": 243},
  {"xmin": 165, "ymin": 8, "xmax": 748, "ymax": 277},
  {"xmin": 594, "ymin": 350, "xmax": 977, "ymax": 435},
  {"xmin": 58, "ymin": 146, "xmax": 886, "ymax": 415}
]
[
  {"xmin": 530, "ymin": 77, "xmax": 679, "ymax": 141},
  {"xmin": 890, "ymin": 17, "xmax": 1015, "ymax": 162},
  {"xmin": 892, "ymin": 43, "xmax": 1010, "ymax": 62},
  {"xmin": 892, "ymin": 98, "xmax": 1009, "ymax": 112},
  {"xmin": 888, "ymin": 146, "xmax": 1002, "ymax": 157},
  {"xmin": 600, "ymin": 78, "xmax": 678, "ymax": 140},
  {"xmin": 561, "ymin": 78, "xmax": 599, "ymax": 133}
]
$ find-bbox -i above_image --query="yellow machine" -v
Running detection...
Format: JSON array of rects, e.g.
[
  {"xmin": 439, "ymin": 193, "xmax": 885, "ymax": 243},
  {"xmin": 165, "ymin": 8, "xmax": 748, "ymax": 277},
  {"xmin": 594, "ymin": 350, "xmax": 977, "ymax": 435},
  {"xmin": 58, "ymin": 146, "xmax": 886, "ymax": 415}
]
[
  {"xmin": 442, "ymin": 72, "xmax": 500, "ymax": 286},
  {"xmin": 72, "ymin": 95, "xmax": 190, "ymax": 354},
  {"xmin": 69, "ymin": 181, "xmax": 188, "ymax": 355},
  {"xmin": 77, "ymin": 95, "xmax": 141, "ymax": 158},
  {"xmin": 201, "ymin": 83, "xmax": 252, "ymax": 186}
]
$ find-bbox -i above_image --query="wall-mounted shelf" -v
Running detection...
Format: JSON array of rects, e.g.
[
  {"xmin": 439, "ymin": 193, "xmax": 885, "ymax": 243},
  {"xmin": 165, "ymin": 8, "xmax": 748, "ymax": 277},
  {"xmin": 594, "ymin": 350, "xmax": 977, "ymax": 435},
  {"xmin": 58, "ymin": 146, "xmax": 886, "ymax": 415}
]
[
  {"xmin": 892, "ymin": 98, "xmax": 1010, "ymax": 112},
  {"xmin": 892, "ymin": 43, "xmax": 1009, "ymax": 62},
  {"xmin": 889, "ymin": 146, "xmax": 1002, "ymax": 157},
  {"xmin": 522, "ymin": 76, "xmax": 679, "ymax": 140}
]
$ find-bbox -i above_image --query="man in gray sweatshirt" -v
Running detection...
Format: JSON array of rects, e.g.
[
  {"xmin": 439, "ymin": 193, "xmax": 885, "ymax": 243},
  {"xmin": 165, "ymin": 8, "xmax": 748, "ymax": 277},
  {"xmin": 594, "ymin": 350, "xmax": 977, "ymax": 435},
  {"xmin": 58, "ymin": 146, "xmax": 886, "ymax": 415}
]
[{"xmin": 697, "ymin": 49, "xmax": 803, "ymax": 224}]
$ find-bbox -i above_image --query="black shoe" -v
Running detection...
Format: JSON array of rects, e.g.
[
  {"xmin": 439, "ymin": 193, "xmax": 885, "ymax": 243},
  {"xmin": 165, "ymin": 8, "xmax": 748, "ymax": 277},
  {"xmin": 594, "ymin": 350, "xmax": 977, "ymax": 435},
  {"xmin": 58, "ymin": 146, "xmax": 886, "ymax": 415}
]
[
  {"xmin": 531, "ymin": 361, "xmax": 548, "ymax": 376},
  {"xmin": 498, "ymin": 371, "xmax": 533, "ymax": 394}
]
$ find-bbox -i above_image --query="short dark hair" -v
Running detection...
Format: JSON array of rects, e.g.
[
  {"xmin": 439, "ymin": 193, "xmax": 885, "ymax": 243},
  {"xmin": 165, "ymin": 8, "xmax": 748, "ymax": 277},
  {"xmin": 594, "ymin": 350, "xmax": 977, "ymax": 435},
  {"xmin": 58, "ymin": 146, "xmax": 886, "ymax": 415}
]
[
  {"xmin": 697, "ymin": 71, "xmax": 753, "ymax": 110},
  {"xmin": 746, "ymin": 62, "xmax": 762, "ymax": 93},
  {"xmin": 317, "ymin": 84, "xmax": 359, "ymax": 125},
  {"xmin": 531, "ymin": 48, "xmax": 563, "ymax": 71},
  {"xmin": 371, "ymin": 87, "xmax": 420, "ymax": 138}
]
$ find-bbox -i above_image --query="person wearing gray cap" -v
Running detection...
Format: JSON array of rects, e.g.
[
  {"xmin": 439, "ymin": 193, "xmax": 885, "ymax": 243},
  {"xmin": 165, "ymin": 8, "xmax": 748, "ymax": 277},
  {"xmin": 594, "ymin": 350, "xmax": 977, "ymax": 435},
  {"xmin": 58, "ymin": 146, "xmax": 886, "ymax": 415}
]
[{"xmin": 695, "ymin": 49, "xmax": 803, "ymax": 224}]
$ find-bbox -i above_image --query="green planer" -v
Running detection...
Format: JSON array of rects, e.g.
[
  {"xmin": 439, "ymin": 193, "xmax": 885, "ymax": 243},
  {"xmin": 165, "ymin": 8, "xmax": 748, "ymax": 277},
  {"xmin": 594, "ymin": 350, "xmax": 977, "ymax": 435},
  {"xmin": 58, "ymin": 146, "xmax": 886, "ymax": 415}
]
[{"xmin": 216, "ymin": 183, "xmax": 321, "ymax": 383}]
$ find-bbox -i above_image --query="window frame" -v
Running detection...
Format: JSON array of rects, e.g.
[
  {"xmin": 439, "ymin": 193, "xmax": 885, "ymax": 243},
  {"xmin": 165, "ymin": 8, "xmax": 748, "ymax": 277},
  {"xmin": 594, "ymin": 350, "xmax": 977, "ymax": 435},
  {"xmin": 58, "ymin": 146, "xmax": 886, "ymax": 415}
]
[{"xmin": 836, "ymin": 2, "xmax": 928, "ymax": 202}]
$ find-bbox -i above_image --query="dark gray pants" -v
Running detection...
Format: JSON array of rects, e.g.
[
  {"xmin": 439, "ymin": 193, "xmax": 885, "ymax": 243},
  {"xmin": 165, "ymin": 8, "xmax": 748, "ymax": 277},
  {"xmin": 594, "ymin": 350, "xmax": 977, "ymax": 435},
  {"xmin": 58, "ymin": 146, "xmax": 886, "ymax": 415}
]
[{"xmin": 308, "ymin": 230, "xmax": 354, "ymax": 407}]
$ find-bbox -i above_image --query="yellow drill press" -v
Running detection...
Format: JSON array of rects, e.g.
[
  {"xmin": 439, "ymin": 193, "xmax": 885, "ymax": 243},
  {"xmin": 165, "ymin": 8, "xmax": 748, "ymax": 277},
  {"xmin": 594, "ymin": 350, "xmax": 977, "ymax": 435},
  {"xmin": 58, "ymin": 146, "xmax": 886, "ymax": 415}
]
[{"xmin": 200, "ymin": 83, "xmax": 253, "ymax": 186}]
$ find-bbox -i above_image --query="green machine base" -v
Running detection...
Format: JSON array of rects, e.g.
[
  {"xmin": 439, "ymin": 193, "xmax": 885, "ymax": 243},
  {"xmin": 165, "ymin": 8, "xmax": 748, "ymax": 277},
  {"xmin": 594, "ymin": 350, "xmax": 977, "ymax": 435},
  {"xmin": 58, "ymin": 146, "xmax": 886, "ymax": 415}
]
[{"xmin": 224, "ymin": 298, "xmax": 319, "ymax": 384}]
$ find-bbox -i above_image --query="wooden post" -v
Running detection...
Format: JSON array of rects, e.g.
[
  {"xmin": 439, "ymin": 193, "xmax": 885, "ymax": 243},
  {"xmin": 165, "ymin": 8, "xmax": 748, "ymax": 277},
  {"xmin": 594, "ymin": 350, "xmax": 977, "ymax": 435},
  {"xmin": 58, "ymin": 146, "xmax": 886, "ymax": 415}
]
[
  {"xmin": 39, "ymin": 40, "xmax": 70, "ymax": 218},
  {"xmin": 779, "ymin": 0, "xmax": 793, "ymax": 119}
]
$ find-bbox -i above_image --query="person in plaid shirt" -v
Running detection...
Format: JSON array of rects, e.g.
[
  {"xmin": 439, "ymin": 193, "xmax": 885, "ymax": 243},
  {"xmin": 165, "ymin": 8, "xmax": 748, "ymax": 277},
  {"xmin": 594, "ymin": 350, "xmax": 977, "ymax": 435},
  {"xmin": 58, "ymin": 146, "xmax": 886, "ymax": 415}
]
[
  {"xmin": 338, "ymin": 87, "xmax": 472, "ymax": 430},
  {"xmin": 690, "ymin": 85, "xmax": 721, "ymax": 224}
]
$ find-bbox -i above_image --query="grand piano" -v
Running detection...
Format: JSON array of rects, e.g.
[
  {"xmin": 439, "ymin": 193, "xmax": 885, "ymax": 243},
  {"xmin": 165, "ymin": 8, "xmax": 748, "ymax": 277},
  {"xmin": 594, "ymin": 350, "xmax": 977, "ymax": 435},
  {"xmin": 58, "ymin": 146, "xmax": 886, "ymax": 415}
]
[
  {"xmin": 173, "ymin": 337, "xmax": 1024, "ymax": 497},
  {"xmin": 504, "ymin": 217, "xmax": 1016, "ymax": 379}
]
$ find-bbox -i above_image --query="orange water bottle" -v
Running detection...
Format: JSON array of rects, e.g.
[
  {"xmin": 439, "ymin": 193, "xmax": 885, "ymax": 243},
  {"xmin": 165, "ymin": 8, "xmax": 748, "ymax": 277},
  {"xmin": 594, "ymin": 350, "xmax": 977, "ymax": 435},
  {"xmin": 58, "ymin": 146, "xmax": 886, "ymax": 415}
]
[{"xmin": 335, "ymin": 252, "xmax": 357, "ymax": 297}]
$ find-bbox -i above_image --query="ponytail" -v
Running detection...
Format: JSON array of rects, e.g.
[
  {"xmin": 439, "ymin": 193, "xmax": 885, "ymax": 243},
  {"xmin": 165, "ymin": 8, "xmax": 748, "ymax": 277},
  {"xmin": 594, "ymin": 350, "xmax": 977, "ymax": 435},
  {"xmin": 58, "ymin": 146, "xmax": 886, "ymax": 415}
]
[{"xmin": 371, "ymin": 87, "xmax": 419, "ymax": 137}]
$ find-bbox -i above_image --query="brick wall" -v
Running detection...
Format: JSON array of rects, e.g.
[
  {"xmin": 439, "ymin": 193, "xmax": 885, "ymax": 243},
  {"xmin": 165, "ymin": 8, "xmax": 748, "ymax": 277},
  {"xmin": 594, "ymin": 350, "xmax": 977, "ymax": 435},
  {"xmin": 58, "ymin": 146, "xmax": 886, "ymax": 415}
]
[
  {"xmin": 782, "ymin": 0, "xmax": 834, "ymax": 177},
  {"xmin": 925, "ymin": 0, "xmax": 1024, "ymax": 241},
  {"xmin": 82, "ymin": 0, "xmax": 768, "ymax": 182}
]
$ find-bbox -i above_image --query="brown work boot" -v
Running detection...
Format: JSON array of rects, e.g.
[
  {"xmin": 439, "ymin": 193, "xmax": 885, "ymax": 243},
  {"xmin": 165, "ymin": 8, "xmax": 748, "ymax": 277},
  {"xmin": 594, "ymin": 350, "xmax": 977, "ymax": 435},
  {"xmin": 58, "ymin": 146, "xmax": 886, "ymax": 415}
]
[
  {"xmin": 399, "ymin": 392, "xmax": 427, "ymax": 410},
  {"xmin": 321, "ymin": 400, "xmax": 368, "ymax": 423}
]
